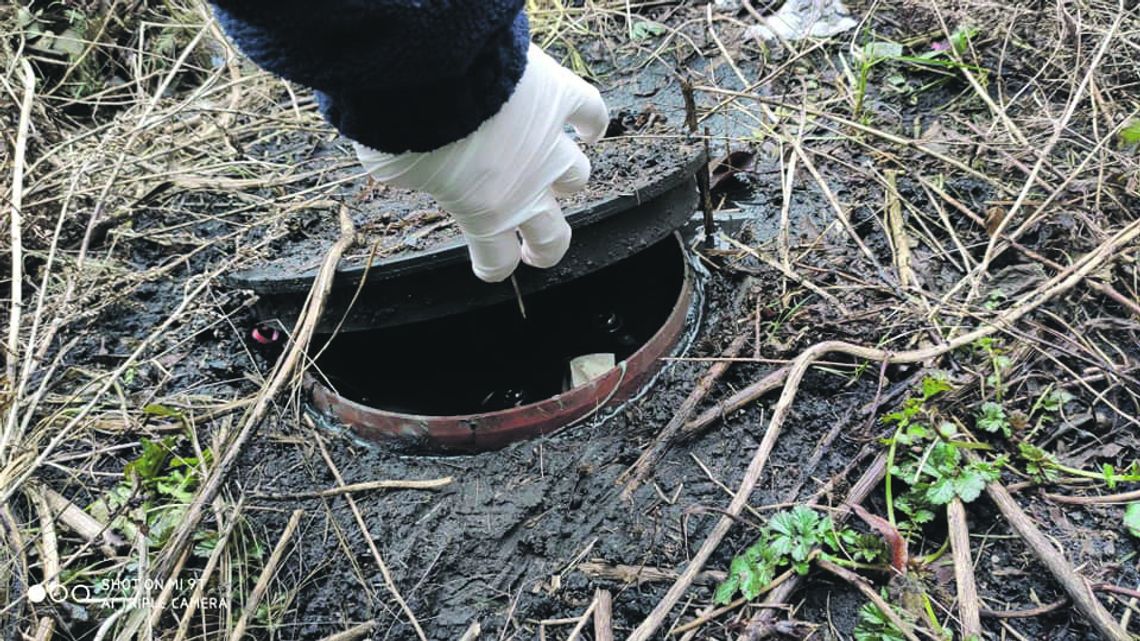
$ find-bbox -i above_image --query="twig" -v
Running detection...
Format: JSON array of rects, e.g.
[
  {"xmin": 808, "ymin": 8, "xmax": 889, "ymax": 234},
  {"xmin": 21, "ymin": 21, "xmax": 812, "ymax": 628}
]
[
  {"xmin": 230, "ymin": 509, "xmax": 304, "ymax": 641},
  {"xmin": 980, "ymin": 600, "xmax": 1068, "ymax": 619},
  {"xmin": 28, "ymin": 489, "xmax": 60, "ymax": 593},
  {"xmin": 817, "ymin": 558, "xmax": 924, "ymax": 641},
  {"xmin": 32, "ymin": 617, "xmax": 54, "ymax": 641},
  {"xmin": 885, "ymin": 170, "xmax": 915, "ymax": 290},
  {"xmin": 973, "ymin": 5, "xmax": 1126, "ymax": 293},
  {"xmin": 670, "ymin": 568, "xmax": 795, "ymax": 636},
  {"xmin": 1009, "ymin": 239, "xmax": 1140, "ymax": 319},
  {"xmin": 979, "ymin": 463, "xmax": 1131, "ymax": 641},
  {"xmin": 682, "ymin": 366, "xmax": 790, "ymax": 439},
  {"xmin": 688, "ymin": 218, "xmax": 1139, "ymax": 439},
  {"xmin": 619, "ymin": 334, "xmax": 748, "ymax": 498},
  {"xmin": 458, "ymin": 622, "xmax": 481, "ymax": 641},
  {"xmin": 317, "ymin": 621, "xmax": 377, "ymax": 641},
  {"xmin": 1, "ymin": 60, "xmax": 36, "ymax": 462},
  {"xmin": 720, "ymin": 235, "xmax": 848, "ymax": 312},
  {"xmin": 172, "ymin": 500, "xmax": 245, "ymax": 641},
  {"xmin": 637, "ymin": 216, "xmax": 1136, "ymax": 638},
  {"xmin": 946, "ymin": 499, "xmax": 981, "ymax": 639},
  {"xmin": 1043, "ymin": 488, "xmax": 1140, "ymax": 505},
  {"xmin": 578, "ymin": 561, "xmax": 724, "ymax": 587},
  {"xmin": 254, "ymin": 477, "xmax": 453, "ymax": 500},
  {"xmin": 594, "ymin": 589, "xmax": 614, "ymax": 641},
  {"xmin": 37, "ymin": 484, "xmax": 125, "ymax": 556},
  {"xmin": 1096, "ymin": 584, "xmax": 1140, "ymax": 601},
  {"xmin": 630, "ymin": 228, "xmax": 1127, "ymax": 640},
  {"xmin": 565, "ymin": 593, "xmax": 600, "ymax": 641}
]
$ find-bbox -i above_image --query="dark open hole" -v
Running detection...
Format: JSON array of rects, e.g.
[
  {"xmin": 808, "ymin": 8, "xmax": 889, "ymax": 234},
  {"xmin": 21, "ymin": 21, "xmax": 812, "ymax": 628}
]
[{"xmin": 311, "ymin": 237, "xmax": 685, "ymax": 416}]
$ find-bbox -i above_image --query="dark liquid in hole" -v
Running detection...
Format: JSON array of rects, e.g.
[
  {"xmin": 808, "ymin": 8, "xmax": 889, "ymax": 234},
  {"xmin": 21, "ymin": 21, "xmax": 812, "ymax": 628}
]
[{"xmin": 313, "ymin": 237, "xmax": 684, "ymax": 415}]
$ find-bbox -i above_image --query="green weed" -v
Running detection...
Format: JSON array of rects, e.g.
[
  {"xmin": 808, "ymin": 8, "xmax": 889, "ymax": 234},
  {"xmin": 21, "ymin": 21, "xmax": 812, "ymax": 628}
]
[
  {"xmin": 854, "ymin": 597, "xmax": 913, "ymax": 641},
  {"xmin": 92, "ymin": 434, "xmax": 213, "ymax": 551},
  {"xmin": 850, "ymin": 25, "xmax": 986, "ymax": 121},
  {"xmin": 715, "ymin": 506, "xmax": 884, "ymax": 605}
]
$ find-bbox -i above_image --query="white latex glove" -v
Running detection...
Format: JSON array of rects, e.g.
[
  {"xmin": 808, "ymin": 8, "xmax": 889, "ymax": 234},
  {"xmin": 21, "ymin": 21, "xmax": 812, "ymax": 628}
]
[{"xmin": 355, "ymin": 44, "xmax": 609, "ymax": 282}]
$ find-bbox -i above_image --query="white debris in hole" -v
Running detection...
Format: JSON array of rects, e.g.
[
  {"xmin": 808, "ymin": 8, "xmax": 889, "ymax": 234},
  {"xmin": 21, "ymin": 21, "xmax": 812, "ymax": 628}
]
[
  {"xmin": 746, "ymin": 0, "xmax": 858, "ymax": 41},
  {"xmin": 569, "ymin": 353, "xmax": 616, "ymax": 388}
]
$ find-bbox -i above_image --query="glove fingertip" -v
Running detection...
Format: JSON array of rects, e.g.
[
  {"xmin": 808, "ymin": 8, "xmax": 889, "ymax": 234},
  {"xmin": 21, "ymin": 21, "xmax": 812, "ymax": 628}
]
[{"xmin": 568, "ymin": 85, "xmax": 609, "ymax": 144}]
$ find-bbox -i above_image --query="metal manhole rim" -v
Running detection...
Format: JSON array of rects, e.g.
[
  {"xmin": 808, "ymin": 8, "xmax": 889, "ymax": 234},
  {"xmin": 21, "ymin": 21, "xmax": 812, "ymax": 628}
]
[
  {"xmin": 228, "ymin": 145, "xmax": 706, "ymax": 293},
  {"xmin": 304, "ymin": 233, "xmax": 696, "ymax": 453}
]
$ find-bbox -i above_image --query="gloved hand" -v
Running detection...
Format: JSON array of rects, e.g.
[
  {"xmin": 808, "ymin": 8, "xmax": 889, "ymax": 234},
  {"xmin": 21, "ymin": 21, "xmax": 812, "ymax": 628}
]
[{"xmin": 355, "ymin": 44, "xmax": 609, "ymax": 282}]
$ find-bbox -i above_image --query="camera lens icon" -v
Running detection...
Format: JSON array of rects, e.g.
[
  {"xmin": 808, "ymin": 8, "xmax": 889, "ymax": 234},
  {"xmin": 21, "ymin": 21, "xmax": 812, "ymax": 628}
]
[
  {"xmin": 27, "ymin": 583, "xmax": 82, "ymax": 604},
  {"xmin": 28, "ymin": 584, "xmax": 47, "ymax": 603}
]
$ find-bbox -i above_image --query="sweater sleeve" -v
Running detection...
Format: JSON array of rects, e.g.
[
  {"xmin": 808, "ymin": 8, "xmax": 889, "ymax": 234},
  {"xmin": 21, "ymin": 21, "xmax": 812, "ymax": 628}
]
[{"xmin": 209, "ymin": 1, "xmax": 529, "ymax": 154}]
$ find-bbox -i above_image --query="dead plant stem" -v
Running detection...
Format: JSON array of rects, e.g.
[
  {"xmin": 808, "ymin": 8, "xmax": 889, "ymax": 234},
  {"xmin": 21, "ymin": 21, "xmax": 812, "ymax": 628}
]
[
  {"xmin": 230, "ymin": 509, "xmax": 304, "ymax": 641},
  {"xmin": 947, "ymin": 498, "xmax": 982, "ymax": 639},
  {"xmin": 2, "ymin": 60, "xmax": 36, "ymax": 462}
]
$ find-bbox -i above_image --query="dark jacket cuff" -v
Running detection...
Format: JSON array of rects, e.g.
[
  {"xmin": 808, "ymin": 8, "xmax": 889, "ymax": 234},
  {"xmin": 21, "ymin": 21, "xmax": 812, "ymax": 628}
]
[{"xmin": 318, "ymin": 12, "xmax": 529, "ymax": 154}]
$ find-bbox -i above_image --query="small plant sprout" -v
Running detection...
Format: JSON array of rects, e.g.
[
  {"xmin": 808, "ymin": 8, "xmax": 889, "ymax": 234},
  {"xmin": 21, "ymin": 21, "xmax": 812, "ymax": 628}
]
[
  {"xmin": 1017, "ymin": 441, "xmax": 1140, "ymax": 487},
  {"xmin": 715, "ymin": 506, "xmax": 885, "ymax": 605},
  {"xmin": 973, "ymin": 337, "xmax": 1011, "ymax": 401},
  {"xmin": 853, "ymin": 595, "xmax": 913, "ymax": 641},
  {"xmin": 976, "ymin": 401, "xmax": 1010, "ymax": 437}
]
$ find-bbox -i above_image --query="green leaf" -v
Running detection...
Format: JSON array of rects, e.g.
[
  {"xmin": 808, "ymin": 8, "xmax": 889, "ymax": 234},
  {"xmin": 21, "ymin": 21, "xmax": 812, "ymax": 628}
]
[
  {"xmin": 770, "ymin": 534, "xmax": 794, "ymax": 558},
  {"xmin": 124, "ymin": 437, "xmax": 174, "ymax": 483},
  {"xmin": 742, "ymin": 564, "xmax": 774, "ymax": 598},
  {"xmin": 954, "ymin": 472, "xmax": 987, "ymax": 503},
  {"xmin": 143, "ymin": 403, "xmax": 182, "ymax": 419},
  {"xmin": 769, "ymin": 510, "xmax": 796, "ymax": 537},
  {"xmin": 911, "ymin": 509, "xmax": 936, "ymax": 524},
  {"xmin": 1103, "ymin": 464, "xmax": 1117, "ymax": 490},
  {"xmin": 949, "ymin": 25, "xmax": 979, "ymax": 56},
  {"xmin": 791, "ymin": 506, "xmax": 820, "ymax": 533},
  {"xmin": 921, "ymin": 375, "xmax": 953, "ymax": 399},
  {"xmin": 714, "ymin": 576, "xmax": 740, "ymax": 605},
  {"xmin": 1120, "ymin": 119, "xmax": 1140, "ymax": 147},
  {"xmin": 630, "ymin": 20, "xmax": 666, "ymax": 41},
  {"xmin": 791, "ymin": 539, "xmax": 813, "ymax": 563},
  {"xmin": 926, "ymin": 478, "xmax": 957, "ymax": 505},
  {"xmin": 1035, "ymin": 388, "xmax": 1074, "ymax": 414},
  {"xmin": 1125, "ymin": 503, "xmax": 1140, "ymax": 539},
  {"xmin": 977, "ymin": 402, "xmax": 1010, "ymax": 437},
  {"xmin": 929, "ymin": 442, "xmax": 962, "ymax": 475},
  {"xmin": 729, "ymin": 555, "xmax": 752, "ymax": 578},
  {"xmin": 861, "ymin": 41, "xmax": 904, "ymax": 62}
]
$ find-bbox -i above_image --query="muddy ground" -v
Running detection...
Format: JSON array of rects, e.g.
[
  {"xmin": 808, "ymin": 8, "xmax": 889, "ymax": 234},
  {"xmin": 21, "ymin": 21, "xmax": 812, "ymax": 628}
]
[{"xmin": 5, "ymin": 1, "xmax": 1140, "ymax": 640}]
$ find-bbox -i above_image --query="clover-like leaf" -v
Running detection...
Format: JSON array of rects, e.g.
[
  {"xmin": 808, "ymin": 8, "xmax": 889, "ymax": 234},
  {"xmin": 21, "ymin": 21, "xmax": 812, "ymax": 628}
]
[
  {"xmin": 977, "ymin": 402, "xmax": 1010, "ymax": 437},
  {"xmin": 926, "ymin": 477, "xmax": 957, "ymax": 505},
  {"xmin": 954, "ymin": 472, "xmax": 987, "ymax": 503}
]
